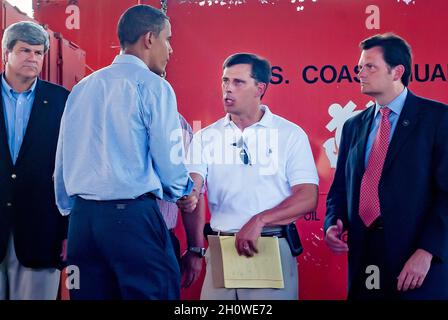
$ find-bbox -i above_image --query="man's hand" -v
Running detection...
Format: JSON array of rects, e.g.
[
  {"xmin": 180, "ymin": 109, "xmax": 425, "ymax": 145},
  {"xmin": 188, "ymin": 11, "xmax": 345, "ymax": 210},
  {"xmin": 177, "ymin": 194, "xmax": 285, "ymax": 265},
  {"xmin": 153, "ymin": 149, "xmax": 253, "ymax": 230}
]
[
  {"xmin": 181, "ymin": 251, "xmax": 203, "ymax": 288},
  {"xmin": 397, "ymin": 248, "xmax": 432, "ymax": 291},
  {"xmin": 177, "ymin": 188, "xmax": 199, "ymax": 213},
  {"xmin": 325, "ymin": 219, "xmax": 349, "ymax": 254},
  {"xmin": 235, "ymin": 215, "xmax": 264, "ymax": 257}
]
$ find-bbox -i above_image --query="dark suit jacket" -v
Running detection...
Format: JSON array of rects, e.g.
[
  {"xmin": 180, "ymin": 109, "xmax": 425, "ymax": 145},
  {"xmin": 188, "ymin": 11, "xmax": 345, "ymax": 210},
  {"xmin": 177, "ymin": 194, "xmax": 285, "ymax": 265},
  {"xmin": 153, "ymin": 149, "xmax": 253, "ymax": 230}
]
[
  {"xmin": 325, "ymin": 90, "xmax": 448, "ymax": 299},
  {"xmin": 0, "ymin": 77, "xmax": 69, "ymax": 269}
]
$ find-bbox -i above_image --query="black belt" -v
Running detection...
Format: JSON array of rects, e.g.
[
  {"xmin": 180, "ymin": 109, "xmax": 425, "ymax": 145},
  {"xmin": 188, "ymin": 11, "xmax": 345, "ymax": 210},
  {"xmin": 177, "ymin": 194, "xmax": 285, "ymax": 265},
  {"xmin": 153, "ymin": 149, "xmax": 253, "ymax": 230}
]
[
  {"xmin": 137, "ymin": 193, "xmax": 157, "ymax": 200},
  {"xmin": 208, "ymin": 228, "xmax": 285, "ymax": 238},
  {"xmin": 204, "ymin": 223, "xmax": 303, "ymax": 257}
]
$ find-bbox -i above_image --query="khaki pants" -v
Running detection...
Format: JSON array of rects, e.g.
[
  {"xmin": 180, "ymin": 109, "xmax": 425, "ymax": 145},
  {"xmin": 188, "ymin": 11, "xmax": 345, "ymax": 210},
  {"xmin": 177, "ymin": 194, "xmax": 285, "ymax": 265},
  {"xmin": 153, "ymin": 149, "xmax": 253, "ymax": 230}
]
[{"xmin": 0, "ymin": 235, "xmax": 60, "ymax": 300}]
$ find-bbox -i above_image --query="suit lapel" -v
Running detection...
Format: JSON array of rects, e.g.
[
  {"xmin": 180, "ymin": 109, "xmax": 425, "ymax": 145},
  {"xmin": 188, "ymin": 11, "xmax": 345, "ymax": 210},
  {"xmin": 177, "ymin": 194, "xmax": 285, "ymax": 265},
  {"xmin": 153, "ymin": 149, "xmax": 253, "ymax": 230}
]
[
  {"xmin": 15, "ymin": 79, "xmax": 48, "ymax": 167},
  {"xmin": 0, "ymin": 78, "xmax": 14, "ymax": 167},
  {"xmin": 353, "ymin": 106, "xmax": 375, "ymax": 175},
  {"xmin": 383, "ymin": 91, "xmax": 422, "ymax": 171}
]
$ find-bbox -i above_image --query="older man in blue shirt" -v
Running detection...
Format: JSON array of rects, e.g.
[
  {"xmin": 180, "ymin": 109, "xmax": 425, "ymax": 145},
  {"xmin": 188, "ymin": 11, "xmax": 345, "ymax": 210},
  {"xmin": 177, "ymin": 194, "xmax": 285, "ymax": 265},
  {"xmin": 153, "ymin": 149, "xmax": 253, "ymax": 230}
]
[
  {"xmin": 0, "ymin": 21, "xmax": 69, "ymax": 300},
  {"xmin": 54, "ymin": 5, "xmax": 198, "ymax": 299}
]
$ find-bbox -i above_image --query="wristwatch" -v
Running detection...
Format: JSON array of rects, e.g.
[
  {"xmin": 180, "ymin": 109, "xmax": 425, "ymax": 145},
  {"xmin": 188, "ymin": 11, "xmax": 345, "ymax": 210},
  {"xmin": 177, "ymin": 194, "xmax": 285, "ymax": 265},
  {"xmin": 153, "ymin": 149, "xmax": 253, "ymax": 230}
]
[{"xmin": 187, "ymin": 246, "xmax": 206, "ymax": 257}]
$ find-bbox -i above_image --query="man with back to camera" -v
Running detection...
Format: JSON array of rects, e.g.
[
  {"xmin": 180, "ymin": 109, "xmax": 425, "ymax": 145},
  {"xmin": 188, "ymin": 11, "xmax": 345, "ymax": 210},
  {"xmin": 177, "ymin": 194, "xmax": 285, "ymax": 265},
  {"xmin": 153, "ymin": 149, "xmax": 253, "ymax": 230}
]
[
  {"xmin": 54, "ymin": 5, "xmax": 201, "ymax": 299},
  {"xmin": 0, "ymin": 21, "xmax": 69, "ymax": 300},
  {"xmin": 178, "ymin": 53, "xmax": 319, "ymax": 300},
  {"xmin": 325, "ymin": 33, "xmax": 448, "ymax": 300}
]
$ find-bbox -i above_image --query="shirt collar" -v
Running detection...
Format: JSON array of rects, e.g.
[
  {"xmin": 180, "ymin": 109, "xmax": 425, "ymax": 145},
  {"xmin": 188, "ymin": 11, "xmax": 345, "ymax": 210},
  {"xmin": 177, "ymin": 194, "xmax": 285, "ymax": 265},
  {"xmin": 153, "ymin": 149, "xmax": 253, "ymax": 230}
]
[
  {"xmin": 1, "ymin": 74, "xmax": 37, "ymax": 100},
  {"xmin": 375, "ymin": 87, "xmax": 408, "ymax": 117},
  {"xmin": 257, "ymin": 105, "xmax": 273, "ymax": 127},
  {"xmin": 112, "ymin": 54, "xmax": 149, "ymax": 70},
  {"xmin": 223, "ymin": 104, "xmax": 274, "ymax": 128}
]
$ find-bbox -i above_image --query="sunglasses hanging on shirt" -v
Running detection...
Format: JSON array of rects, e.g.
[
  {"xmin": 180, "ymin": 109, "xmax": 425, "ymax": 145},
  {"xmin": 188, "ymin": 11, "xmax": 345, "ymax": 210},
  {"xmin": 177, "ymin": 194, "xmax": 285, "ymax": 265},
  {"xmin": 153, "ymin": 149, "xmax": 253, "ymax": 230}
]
[{"xmin": 231, "ymin": 137, "xmax": 252, "ymax": 166}]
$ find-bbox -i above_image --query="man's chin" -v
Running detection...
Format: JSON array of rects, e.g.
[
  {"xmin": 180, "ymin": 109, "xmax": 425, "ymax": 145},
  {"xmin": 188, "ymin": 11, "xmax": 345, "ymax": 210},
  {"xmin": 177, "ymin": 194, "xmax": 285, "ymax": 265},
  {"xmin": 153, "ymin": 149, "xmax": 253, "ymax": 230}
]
[
  {"xmin": 223, "ymin": 104, "xmax": 236, "ymax": 113},
  {"xmin": 19, "ymin": 71, "xmax": 39, "ymax": 79},
  {"xmin": 361, "ymin": 88, "xmax": 374, "ymax": 96},
  {"xmin": 149, "ymin": 65, "xmax": 165, "ymax": 77}
]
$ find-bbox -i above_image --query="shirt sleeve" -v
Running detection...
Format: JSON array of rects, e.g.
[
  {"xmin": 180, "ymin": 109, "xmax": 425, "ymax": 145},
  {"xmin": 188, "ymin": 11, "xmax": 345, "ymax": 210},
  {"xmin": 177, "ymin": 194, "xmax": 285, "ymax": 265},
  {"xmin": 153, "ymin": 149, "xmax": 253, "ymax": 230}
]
[
  {"xmin": 185, "ymin": 130, "xmax": 208, "ymax": 183},
  {"xmin": 54, "ymin": 112, "xmax": 74, "ymax": 216},
  {"xmin": 285, "ymin": 128, "xmax": 319, "ymax": 187},
  {"xmin": 140, "ymin": 79, "xmax": 193, "ymax": 202}
]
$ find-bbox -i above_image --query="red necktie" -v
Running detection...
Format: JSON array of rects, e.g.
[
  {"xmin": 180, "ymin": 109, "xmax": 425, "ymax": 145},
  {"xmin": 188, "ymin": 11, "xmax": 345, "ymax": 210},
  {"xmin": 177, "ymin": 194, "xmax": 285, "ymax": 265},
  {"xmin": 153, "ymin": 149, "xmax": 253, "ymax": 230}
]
[{"xmin": 359, "ymin": 107, "xmax": 391, "ymax": 227}]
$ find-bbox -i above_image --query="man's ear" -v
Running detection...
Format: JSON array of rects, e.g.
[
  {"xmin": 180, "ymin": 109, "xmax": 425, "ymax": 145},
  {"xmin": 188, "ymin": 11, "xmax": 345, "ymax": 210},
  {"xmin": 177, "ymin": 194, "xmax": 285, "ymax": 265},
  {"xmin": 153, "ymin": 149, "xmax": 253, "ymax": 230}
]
[
  {"xmin": 256, "ymin": 82, "xmax": 267, "ymax": 98},
  {"xmin": 143, "ymin": 31, "xmax": 154, "ymax": 49},
  {"xmin": 3, "ymin": 50, "xmax": 10, "ymax": 64},
  {"xmin": 393, "ymin": 64, "xmax": 405, "ymax": 82}
]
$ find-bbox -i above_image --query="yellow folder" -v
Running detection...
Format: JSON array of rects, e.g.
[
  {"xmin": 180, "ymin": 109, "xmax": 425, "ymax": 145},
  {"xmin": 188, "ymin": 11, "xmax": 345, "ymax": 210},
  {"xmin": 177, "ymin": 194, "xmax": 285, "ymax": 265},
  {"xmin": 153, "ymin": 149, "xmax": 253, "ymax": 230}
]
[{"xmin": 208, "ymin": 235, "xmax": 284, "ymax": 288}]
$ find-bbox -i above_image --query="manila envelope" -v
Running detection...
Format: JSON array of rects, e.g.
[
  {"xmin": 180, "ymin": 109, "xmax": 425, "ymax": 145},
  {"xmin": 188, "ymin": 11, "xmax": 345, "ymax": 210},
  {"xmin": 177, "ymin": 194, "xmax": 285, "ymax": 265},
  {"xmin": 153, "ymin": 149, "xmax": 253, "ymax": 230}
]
[{"xmin": 207, "ymin": 235, "xmax": 284, "ymax": 288}]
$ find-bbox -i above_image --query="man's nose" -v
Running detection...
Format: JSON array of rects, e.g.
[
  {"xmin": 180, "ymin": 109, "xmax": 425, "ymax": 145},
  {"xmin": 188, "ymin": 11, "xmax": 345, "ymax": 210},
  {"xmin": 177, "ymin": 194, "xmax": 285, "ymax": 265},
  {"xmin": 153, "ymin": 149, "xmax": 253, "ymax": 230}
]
[
  {"xmin": 27, "ymin": 52, "xmax": 39, "ymax": 61},
  {"xmin": 358, "ymin": 66, "xmax": 366, "ymax": 77},
  {"xmin": 223, "ymin": 83, "xmax": 232, "ymax": 92}
]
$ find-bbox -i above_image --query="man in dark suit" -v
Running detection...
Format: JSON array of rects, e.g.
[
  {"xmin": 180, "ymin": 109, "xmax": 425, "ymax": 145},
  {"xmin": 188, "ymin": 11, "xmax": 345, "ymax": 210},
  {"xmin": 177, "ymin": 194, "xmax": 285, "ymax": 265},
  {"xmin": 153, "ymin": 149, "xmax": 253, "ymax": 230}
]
[
  {"xmin": 0, "ymin": 21, "xmax": 69, "ymax": 299},
  {"xmin": 324, "ymin": 33, "xmax": 448, "ymax": 300}
]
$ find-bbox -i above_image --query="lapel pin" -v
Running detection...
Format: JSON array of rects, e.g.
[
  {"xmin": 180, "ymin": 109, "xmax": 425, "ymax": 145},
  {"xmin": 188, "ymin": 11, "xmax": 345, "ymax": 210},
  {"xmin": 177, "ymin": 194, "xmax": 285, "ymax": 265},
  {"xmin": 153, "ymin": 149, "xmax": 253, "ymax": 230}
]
[
  {"xmin": 402, "ymin": 119, "xmax": 410, "ymax": 127},
  {"xmin": 43, "ymin": 100, "xmax": 48, "ymax": 104}
]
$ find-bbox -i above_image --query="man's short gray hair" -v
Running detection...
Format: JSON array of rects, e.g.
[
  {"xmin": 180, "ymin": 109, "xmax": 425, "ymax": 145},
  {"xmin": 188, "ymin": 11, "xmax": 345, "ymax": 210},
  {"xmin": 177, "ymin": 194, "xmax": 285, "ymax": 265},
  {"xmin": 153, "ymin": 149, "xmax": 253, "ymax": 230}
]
[{"xmin": 2, "ymin": 21, "xmax": 50, "ymax": 53}]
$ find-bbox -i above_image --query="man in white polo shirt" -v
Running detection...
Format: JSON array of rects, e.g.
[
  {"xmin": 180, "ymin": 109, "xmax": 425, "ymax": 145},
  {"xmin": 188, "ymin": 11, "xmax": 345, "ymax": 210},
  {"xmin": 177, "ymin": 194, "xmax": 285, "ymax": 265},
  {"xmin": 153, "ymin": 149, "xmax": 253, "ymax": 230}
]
[{"xmin": 180, "ymin": 53, "xmax": 319, "ymax": 300}]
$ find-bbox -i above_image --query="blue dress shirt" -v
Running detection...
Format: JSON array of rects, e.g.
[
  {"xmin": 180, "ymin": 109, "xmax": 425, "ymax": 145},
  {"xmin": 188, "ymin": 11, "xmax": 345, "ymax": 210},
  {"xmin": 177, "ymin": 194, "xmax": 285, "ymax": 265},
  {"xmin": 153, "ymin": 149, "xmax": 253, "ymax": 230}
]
[
  {"xmin": 54, "ymin": 54, "xmax": 193, "ymax": 215},
  {"xmin": 1, "ymin": 75, "xmax": 37, "ymax": 164},
  {"xmin": 364, "ymin": 88, "xmax": 408, "ymax": 167}
]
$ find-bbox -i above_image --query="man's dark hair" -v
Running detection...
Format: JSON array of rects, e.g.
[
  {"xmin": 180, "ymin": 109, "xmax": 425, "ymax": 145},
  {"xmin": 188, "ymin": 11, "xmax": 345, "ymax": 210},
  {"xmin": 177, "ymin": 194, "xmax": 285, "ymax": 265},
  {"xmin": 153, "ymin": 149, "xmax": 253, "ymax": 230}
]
[
  {"xmin": 360, "ymin": 33, "xmax": 412, "ymax": 86},
  {"xmin": 117, "ymin": 5, "xmax": 168, "ymax": 50},
  {"xmin": 223, "ymin": 53, "xmax": 272, "ymax": 98}
]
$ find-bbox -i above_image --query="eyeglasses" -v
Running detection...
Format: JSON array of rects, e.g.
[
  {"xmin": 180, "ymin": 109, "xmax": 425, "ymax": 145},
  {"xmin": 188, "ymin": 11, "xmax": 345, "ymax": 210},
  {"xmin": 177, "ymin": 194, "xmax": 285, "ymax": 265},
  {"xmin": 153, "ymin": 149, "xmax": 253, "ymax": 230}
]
[{"xmin": 231, "ymin": 138, "xmax": 252, "ymax": 166}]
